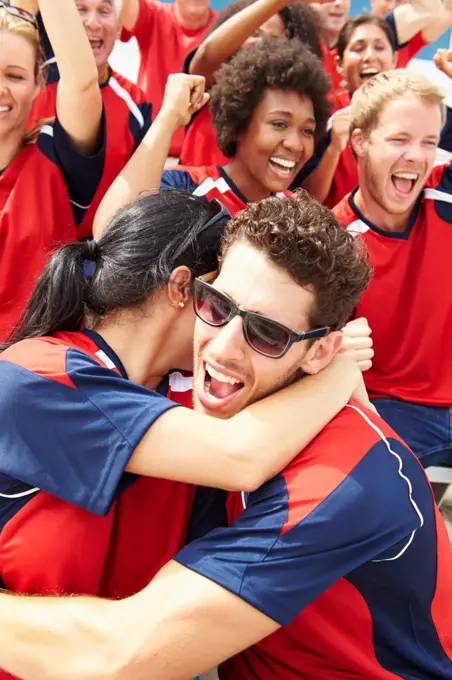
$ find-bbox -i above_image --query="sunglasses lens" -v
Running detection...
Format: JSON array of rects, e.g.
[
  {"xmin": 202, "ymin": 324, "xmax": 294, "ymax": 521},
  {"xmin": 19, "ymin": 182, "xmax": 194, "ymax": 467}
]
[
  {"xmin": 195, "ymin": 284, "xmax": 232, "ymax": 327},
  {"xmin": 246, "ymin": 316, "xmax": 290, "ymax": 358}
]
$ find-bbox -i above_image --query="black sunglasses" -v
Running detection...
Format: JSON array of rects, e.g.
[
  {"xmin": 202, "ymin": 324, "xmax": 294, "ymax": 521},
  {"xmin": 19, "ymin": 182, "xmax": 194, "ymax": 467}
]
[
  {"xmin": 193, "ymin": 278, "xmax": 330, "ymax": 359},
  {"xmin": 0, "ymin": 0, "xmax": 37, "ymax": 27}
]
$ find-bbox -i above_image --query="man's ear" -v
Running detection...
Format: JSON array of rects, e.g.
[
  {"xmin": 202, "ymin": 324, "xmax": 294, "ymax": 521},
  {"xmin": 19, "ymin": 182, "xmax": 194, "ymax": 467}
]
[
  {"xmin": 167, "ymin": 266, "xmax": 192, "ymax": 308},
  {"xmin": 350, "ymin": 128, "xmax": 367, "ymax": 159},
  {"xmin": 300, "ymin": 331, "xmax": 343, "ymax": 375}
]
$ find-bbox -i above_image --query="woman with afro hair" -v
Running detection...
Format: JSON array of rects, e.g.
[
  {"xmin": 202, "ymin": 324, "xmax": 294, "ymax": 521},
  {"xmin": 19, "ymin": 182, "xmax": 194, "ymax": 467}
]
[
  {"xmin": 94, "ymin": 36, "xmax": 330, "ymax": 231},
  {"xmin": 179, "ymin": 0, "xmax": 323, "ymax": 166}
]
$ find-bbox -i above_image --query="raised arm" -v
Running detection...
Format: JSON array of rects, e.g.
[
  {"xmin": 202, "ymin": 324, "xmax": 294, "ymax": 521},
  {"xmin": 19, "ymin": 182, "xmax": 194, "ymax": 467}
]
[
  {"xmin": 118, "ymin": 0, "xmax": 140, "ymax": 32},
  {"xmin": 189, "ymin": 0, "xmax": 288, "ymax": 84},
  {"xmin": 38, "ymin": 0, "xmax": 102, "ymax": 154},
  {"xmin": 126, "ymin": 354, "xmax": 371, "ymax": 492},
  {"xmin": 391, "ymin": 0, "xmax": 449, "ymax": 46},
  {"xmin": 93, "ymin": 73, "xmax": 209, "ymax": 237}
]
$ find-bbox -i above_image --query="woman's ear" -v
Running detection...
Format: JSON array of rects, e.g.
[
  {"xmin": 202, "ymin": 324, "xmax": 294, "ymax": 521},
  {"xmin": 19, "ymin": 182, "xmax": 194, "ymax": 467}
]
[{"xmin": 167, "ymin": 266, "xmax": 193, "ymax": 308}]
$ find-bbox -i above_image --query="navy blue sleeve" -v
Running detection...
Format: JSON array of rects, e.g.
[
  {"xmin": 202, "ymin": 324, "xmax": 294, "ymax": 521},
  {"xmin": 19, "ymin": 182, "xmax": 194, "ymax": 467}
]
[
  {"xmin": 290, "ymin": 130, "xmax": 331, "ymax": 189},
  {"xmin": 130, "ymin": 102, "xmax": 153, "ymax": 152},
  {"xmin": 183, "ymin": 48, "xmax": 196, "ymax": 75},
  {"xmin": 385, "ymin": 11, "xmax": 404, "ymax": 50},
  {"xmin": 36, "ymin": 11, "xmax": 59, "ymax": 85},
  {"xmin": 37, "ymin": 116, "xmax": 106, "ymax": 225},
  {"xmin": 175, "ymin": 438, "xmax": 422, "ymax": 625},
  {"xmin": 0, "ymin": 350, "xmax": 179, "ymax": 517},
  {"xmin": 185, "ymin": 488, "xmax": 227, "ymax": 544},
  {"xmin": 160, "ymin": 169, "xmax": 199, "ymax": 192},
  {"xmin": 439, "ymin": 106, "xmax": 452, "ymax": 153}
]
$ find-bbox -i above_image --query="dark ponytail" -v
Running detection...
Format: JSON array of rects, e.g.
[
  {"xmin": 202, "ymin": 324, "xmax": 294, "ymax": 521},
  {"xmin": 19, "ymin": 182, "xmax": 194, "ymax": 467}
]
[{"xmin": 3, "ymin": 189, "xmax": 229, "ymax": 349}]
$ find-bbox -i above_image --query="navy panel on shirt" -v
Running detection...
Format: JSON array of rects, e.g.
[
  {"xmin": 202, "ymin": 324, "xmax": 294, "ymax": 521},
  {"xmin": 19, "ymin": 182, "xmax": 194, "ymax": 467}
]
[
  {"xmin": 37, "ymin": 117, "xmax": 106, "ymax": 225},
  {"xmin": 161, "ymin": 169, "xmax": 199, "ymax": 193},
  {"xmin": 0, "ymin": 349, "xmax": 178, "ymax": 516},
  {"xmin": 176, "ymin": 436, "xmax": 422, "ymax": 626}
]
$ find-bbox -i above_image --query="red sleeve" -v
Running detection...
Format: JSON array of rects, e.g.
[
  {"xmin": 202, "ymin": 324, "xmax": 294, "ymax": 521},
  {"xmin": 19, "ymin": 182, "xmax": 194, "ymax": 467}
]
[{"xmin": 396, "ymin": 32, "xmax": 427, "ymax": 68}]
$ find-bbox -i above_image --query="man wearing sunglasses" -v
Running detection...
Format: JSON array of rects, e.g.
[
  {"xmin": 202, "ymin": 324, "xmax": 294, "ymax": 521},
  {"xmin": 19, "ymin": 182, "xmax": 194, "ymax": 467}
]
[{"xmin": 0, "ymin": 192, "xmax": 451, "ymax": 680}]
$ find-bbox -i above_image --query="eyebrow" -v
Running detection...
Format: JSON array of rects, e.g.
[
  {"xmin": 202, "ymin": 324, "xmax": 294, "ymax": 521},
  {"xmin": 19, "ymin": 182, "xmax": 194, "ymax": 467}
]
[
  {"xmin": 7, "ymin": 65, "xmax": 28, "ymax": 72},
  {"xmin": 269, "ymin": 110, "xmax": 316, "ymax": 124}
]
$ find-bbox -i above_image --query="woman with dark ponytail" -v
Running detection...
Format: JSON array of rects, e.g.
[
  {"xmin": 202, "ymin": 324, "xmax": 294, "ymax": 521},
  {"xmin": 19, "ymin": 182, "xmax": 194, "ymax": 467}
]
[{"xmin": 0, "ymin": 189, "xmax": 367, "ymax": 610}]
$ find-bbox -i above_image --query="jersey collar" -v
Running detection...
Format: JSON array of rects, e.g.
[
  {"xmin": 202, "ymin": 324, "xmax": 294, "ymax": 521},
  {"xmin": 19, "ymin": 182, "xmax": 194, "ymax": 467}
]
[
  {"xmin": 82, "ymin": 329, "xmax": 128, "ymax": 379},
  {"xmin": 348, "ymin": 187, "xmax": 423, "ymax": 240},
  {"xmin": 82, "ymin": 328, "xmax": 170, "ymax": 396}
]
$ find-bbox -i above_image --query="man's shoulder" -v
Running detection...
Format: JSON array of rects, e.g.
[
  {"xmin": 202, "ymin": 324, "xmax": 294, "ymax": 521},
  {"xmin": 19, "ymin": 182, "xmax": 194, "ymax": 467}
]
[{"xmin": 286, "ymin": 402, "xmax": 409, "ymax": 474}]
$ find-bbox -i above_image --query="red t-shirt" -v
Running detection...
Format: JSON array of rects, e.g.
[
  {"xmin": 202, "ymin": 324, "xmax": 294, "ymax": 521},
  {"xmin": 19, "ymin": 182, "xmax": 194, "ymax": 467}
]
[
  {"xmin": 334, "ymin": 164, "xmax": 452, "ymax": 405},
  {"xmin": 321, "ymin": 42, "xmax": 346, "ymax": 105},
  {"xmin": 121, "ymin": 0, "xmax": 215, "ymax": 157},
  {"xmin": 180, "ymin": 103, "xmax": 228, "ymax": 167},
  {"xmin": 29, "ymin": 67, "xmax": 151, "ymax": 240}
]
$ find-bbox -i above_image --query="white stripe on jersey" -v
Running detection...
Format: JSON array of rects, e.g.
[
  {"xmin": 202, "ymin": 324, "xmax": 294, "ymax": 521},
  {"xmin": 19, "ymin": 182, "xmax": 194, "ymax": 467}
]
[
  {"xmin": 40, "ymin": 124, "xmax": 54, "ymax": 138},
  {"xmin": 108, "ymin": 76, "xmax": 145, "ymax": 128},
  {"xmin": 345, "ymin": 219, "xmax": 370, "ymax": 237},
  {"xmin": 41, "ymin": 56, "xmax": 57, "ymax": 70},
  {"xmin": 0, "ymin": 488, "xmax": 39, "ymax": 499},
  {"xmin": 423, "ymin": 187, "xmax": 452, "ymax": 204},
  {"xmin": 168, "ymin": 371, "xmax": 194, "ymax": 393},
  {"xmin": 95, "ymin": 350, "xmax": 117, "ymax": 370},
  {"xmin": 193, "ymin": 176, "xmax": 230, "ymax": 197},
  {"xmin": 346, "ymin": 403, "xmax": 424, "ymax": 562}
]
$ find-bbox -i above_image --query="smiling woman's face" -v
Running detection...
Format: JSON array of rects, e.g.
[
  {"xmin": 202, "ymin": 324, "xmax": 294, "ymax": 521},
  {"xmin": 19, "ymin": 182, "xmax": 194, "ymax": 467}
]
[
  {"xmin": 233, "ymin": 88, "xmax": 316, "ymax": 199},
  {"xmin": 0, "ymin": 30, "xmax": 39, "ymax": 142}
]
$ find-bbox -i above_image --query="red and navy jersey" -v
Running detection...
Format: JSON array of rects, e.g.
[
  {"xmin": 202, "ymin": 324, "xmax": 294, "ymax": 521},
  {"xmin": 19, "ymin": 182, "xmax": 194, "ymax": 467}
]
[
  {"xmin": 177, "ymin": 403, "xmax": 452, "ymax": 679},
  {"xmin": 0, "ymin": 332, "xmax": 198, "ymax": 680},
  {"xmin": 321, "ymin": 42, "xmax": 345, "ymax": 105},
  {"xmin": 29, "ymin": 60, "xmax": 151, "ymax": 240},
  {"xmin": 161, "ymin": 165, "xmax": 291, "ymax": 215},
  {"xmin": 0, "ymin": 120, "xmax": 104, "ymax": 342},
  {"xmin": 180, "ymin": 103, "xmax": 228, "ymax": 168},
  {"xmin": 334, "ymin": 163, "xmax": 452, "ymax": 405}
]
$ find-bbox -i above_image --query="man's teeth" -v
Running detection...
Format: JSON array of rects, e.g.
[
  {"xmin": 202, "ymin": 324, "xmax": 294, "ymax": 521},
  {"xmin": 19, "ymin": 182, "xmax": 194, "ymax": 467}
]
[
  {"xmin": 205, "ymin": 364, "xmax": 241, "ymax": 385},
  {"xmin": 393, "ymin": 172, "xmax": 418, "ymax": 180},
  {"xmin": 360, "ymin": 68, "xmax": 379, "ymax": 76},
  {"xmin": 270, "ymin": 157, "xmax": 296, "ymax": 169}
]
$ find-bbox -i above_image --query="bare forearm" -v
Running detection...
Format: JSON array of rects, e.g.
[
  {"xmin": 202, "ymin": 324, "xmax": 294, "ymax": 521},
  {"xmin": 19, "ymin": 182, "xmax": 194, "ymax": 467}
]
[
  {"xmin": 0, "ymin": 593, "xmax": 122, "ymax": 680},
  {"xmin": 38, "ymin": 0, "xmax": 98, "ymax": 91},
  {"xmin": 93, "ymin": 111, "xmax": 177, "ymax": 237},
  {"xmin": 302, "ymin": 145, "xmax": 341, "ymax": 204},
  {"xmin": 128, "ymin": 355, "xmax": 361, "ymax": 491},
  {"xmin": 392, "ymin": 0, "xmax": 442, "ymax": 44},
  {"xmin": 190, "ymin": 0, "xmax": 287, "ymax": 82}
]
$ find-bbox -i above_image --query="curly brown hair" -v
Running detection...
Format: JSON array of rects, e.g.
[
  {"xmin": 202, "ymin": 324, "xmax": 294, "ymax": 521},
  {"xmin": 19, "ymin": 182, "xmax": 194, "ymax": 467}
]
[
  {"xmin": 221, "ymin": 191, "xmax": 372, "ymax": 330},
  {"xmin": 211, "ymin": 37, "xmax": 331, "ymax": 158}
]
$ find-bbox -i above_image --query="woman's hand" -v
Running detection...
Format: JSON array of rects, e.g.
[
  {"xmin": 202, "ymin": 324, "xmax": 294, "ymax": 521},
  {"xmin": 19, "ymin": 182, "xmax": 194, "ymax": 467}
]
[
  {"xmin": 160, "ymin": 74, "xmax": 210, "ymax": 130},
  {"xmin": 340, "ymin": 317, "xmax": 374, "ymax": 372}
]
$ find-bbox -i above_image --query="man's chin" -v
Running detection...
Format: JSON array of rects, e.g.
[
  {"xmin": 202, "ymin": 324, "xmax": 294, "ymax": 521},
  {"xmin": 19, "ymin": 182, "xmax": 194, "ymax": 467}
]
[{"xmin": 193, "ymin": 394, "xmax": 243, "ymax": 420}]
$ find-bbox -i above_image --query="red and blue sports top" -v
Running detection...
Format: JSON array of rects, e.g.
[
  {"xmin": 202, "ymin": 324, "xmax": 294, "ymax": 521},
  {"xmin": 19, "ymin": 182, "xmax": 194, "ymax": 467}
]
[
  {"xmin": 334, "ymin": 162, "xmax": 452, "ymax": 406},
  {"xmin": 0, "ymin": 120, "xmax": 105, "ymax": 342},
  {"xmin": 176, "ymin": 403, "xmax": 452, "ymax": 679},
  {"xmin": 161, "ymin": 164, "xmax": 291, "ymax": 216}
]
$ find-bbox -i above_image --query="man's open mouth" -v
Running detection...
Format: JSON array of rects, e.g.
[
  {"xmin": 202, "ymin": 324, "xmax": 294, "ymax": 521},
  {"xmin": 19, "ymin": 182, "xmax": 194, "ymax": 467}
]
[
  {"xmin": 198, "ymin": 361, "xmax": 245, "ymax": 411},
  {"xmin": 391, "ymin": 171, "xmax": 419, "ymax": 196}
]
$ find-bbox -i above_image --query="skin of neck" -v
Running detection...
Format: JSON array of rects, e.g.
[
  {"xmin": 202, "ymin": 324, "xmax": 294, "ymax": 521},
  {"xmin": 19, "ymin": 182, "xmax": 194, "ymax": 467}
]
[
  {"xmin": 0, "ymin": 126, "xmax": 26, "ymax": 171},
  {"xmin": 353, "ymin": 179, "xmax": 414, "ymax": 233},
  {"xmin": 93, "ymin": 295, "xmax": 191, "ymax": 389},
  {"xmin": 174, "ymin": 1, "xmax": 210, "ymax": 30},
  {"xmin": 320, "ymin": 27, "xmax": 339, "ymax": 49},
  {"xmin": 224, "ymin": 157, "xmax": 272, "ymax": 204}
]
